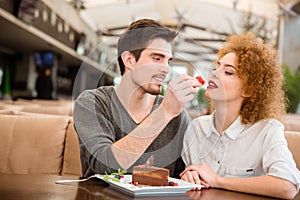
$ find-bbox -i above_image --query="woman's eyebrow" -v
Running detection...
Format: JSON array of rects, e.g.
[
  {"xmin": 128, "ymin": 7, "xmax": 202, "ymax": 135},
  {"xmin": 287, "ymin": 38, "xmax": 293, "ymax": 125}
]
[
  {"xmin": 224, "ymin": 64, "xmax": 236, "ymax": 70},
  {"xmin": 217, "ymin": 60, "xmax": 237, "ymax": 70}
]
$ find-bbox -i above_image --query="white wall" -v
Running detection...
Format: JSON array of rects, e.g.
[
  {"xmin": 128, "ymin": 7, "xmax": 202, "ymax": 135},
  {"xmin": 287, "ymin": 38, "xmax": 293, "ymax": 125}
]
[{"xmin": 282, "ymin": 16, "xmax": 300, "ymax": 72}]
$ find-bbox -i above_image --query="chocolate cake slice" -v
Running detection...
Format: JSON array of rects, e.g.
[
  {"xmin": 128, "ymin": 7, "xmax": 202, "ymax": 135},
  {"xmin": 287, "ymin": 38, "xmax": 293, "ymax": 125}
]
[{"xmin": 132, "ymin": 165, "xmax": 169, "ymax": 186}]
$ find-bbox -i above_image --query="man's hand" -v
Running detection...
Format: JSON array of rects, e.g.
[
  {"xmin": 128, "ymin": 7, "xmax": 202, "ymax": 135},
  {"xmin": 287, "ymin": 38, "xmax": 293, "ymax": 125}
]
[{"xmin": 161, "ymin": 74, "xmax": 201, "ymax": 119}]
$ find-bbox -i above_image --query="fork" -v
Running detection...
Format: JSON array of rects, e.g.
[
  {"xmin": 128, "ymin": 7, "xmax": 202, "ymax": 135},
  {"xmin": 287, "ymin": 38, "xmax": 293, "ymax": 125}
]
[{"xmin": 55, "ymin": 174, "xmax": 103, "ymax": 184}]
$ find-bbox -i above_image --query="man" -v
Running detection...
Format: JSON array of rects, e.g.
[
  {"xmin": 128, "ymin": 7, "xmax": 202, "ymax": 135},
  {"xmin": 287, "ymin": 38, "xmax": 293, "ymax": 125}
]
[
  {"xmin": 35, "ymin": 67, "xmax": 53, "ymax": 99},
  {"xmin": 73, "ymin": 19, "xmax": 201, "ymax": 178}
]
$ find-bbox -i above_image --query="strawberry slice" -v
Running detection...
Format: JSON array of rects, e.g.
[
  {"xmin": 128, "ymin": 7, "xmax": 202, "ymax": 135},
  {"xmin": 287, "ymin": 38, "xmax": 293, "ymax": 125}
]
[{"xmin": 196, "ymin": 76, "xmax": 205, "ymax": 85}]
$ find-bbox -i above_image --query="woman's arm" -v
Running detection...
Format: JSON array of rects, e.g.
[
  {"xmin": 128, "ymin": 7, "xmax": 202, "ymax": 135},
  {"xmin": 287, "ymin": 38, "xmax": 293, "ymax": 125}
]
[{"xmin": 181, "ymin": 163, "xmax": 298, "ymax": 199}]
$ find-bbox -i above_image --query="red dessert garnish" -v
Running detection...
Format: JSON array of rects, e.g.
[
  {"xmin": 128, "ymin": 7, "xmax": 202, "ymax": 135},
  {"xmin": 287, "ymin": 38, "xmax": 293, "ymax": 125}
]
[
  {"xmin": 133, "ymin": 181, "xmax": 138, "ymax": 186},
  {"xmin": 168, "ymin": 181, "xmax": 179, "ymax": 186},
  {"xmin": 196, "ymin": 76, "xmax": 205, "ymax": 85}
]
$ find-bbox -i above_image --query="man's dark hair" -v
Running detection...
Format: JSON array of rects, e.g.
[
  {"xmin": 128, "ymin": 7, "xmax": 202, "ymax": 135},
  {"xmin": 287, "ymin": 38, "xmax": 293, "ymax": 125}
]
[{"xmin": 117, "ymin": 19, "xmax": 178, "ymax": 75}]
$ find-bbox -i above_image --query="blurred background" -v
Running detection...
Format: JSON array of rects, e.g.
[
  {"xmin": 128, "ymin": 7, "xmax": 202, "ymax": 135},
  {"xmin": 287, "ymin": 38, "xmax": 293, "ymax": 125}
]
[{"xmin": 0, "ymin": 0, "xmax": 299, "ymax": 114}]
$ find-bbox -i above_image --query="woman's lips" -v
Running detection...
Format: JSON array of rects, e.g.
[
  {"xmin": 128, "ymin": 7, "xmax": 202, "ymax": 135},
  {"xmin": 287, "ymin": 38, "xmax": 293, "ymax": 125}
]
[{"xmin": 207, "ymin": 80, "xmax": 218, "ymax": 89}]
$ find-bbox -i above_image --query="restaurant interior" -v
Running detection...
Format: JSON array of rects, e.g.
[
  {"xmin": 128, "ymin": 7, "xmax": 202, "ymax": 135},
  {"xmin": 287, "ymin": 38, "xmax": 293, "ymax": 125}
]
[{"xmin": 0, "ymin": 0, "xmax": 300, "ymax": 199}]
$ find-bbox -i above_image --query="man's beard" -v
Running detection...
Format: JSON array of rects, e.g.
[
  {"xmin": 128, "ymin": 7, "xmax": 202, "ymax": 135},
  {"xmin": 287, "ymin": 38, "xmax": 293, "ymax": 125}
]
[{"xmin": 142, "ymin": 83, "xmax": 162, "ymax": 95}]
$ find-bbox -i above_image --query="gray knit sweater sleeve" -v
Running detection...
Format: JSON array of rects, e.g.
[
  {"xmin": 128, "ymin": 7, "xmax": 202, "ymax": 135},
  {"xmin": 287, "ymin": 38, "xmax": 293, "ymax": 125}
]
[{"xmin": 74, "ymin": 87, "xmax": 122, "ymax": 177}]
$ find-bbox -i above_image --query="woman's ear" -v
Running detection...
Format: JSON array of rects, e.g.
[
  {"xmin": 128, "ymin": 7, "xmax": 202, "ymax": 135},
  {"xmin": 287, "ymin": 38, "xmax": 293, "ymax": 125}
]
[
  {"xmin": 242, "ymin": 90, "xmax": 251, "ymax": 98},
  {"xmin": 121, "ymin": 51, "xmax": 135, "ymax": 70}
]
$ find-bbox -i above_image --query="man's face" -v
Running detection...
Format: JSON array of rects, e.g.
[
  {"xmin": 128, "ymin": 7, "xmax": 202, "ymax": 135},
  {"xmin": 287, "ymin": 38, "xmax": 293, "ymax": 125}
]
[{"xmin": 130, "ymin": 38, "xmax": 173, "ymax": 95}]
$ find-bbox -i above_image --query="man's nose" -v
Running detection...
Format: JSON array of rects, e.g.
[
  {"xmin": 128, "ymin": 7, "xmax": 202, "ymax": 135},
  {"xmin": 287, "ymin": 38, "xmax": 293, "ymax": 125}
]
[{"xmin": 160, "ymin": 61, "xmax": 170, "ymax": 73}]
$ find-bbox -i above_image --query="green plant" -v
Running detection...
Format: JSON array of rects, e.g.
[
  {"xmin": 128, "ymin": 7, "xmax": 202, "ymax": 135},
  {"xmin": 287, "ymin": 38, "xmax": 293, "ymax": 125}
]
[
  {"xmin": 283, "ymin": 64, "xmax": 300, "ymax": 113},
  {"xmin": 197, "ymin": 88, "xmax": 208, "ymax": 111}
]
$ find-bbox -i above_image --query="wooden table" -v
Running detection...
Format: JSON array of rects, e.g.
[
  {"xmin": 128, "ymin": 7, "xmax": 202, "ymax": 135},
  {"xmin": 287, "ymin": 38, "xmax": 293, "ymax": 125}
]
[{"xmin": 0, "ymin": 173, "xmax": 299, "ymax": 200}]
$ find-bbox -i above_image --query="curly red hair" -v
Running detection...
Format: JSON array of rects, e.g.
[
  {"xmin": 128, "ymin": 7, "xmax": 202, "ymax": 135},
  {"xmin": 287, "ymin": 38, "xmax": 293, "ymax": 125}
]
[{"xmin": 216, "ymin": 32, "xmax": 287, "ymax": 124}]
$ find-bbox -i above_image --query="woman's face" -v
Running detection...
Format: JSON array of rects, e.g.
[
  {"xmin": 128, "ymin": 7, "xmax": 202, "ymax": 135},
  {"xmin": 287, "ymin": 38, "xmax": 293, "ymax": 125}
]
[{"xmin": 206, "ymin": 52, "xmax": 246, "ymax": 105}]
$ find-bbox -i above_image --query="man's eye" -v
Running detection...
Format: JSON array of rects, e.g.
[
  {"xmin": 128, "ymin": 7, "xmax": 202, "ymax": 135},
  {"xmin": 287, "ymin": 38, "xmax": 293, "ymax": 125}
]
[{"xmin": 153, "ymin": 57, "xmax": 160, "ymax": 61}]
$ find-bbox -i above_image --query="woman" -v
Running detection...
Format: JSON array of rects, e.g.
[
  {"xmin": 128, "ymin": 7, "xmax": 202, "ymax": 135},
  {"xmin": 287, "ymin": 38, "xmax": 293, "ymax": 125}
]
[{"xmin": 181, "ymin": 32, "xmax": 300, "ymax": 199}]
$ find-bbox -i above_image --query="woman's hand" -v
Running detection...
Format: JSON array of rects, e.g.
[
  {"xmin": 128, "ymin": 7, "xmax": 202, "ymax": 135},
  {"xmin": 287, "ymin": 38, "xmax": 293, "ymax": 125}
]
[
  {"xmin": 180, "ymin": 169, "xmax": 209, "ymax": 190},
  {"xmin": 180, "ymin": 163, "xmax": 219, "ymax": 189}
]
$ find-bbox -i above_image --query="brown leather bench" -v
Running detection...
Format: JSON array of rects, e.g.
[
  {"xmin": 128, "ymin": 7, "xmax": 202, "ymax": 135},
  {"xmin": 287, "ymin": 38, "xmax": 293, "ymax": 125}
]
[
  {"xmin": 0, "ymin": 113, "xmax": 81, "ymax": 176},
  {"xmin": 1, "ymin": 100, "xmax": 299, "ymax": 175},
  {"xmin": 285, "ymin": 131, "xmax": 300, "ymax": 169}
]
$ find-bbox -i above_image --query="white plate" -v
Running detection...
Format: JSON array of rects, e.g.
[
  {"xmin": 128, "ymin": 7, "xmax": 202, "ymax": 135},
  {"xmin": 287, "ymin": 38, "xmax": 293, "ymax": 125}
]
[{"xmin": 97, "ymin": 174, "xmax": 203, "ymax": 197}]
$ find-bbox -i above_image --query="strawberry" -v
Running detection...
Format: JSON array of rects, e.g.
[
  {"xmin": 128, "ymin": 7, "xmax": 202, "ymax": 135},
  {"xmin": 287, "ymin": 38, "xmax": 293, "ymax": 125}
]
[{"xmin": 196, "ymin": 76, "xmax": 205, "ymax": 85}]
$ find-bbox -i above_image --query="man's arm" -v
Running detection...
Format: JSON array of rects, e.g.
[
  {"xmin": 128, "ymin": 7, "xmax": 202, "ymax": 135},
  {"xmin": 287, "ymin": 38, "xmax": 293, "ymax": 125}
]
[
  {"xmin": 74, "ymin": 75, "xmax": 200, "ymax": 174},
  {"xmin": 112, "ymin": 75, "xmax": 200, "ymax": 169}
]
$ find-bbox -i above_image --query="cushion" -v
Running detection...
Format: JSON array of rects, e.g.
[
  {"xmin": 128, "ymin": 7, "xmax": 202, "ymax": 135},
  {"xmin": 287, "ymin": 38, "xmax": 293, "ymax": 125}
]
[
  {"xmin": 14, "ymin": 99, "xmax": 74, "ymax": 116},
  {"xmin": 0, "ymin": 109, "xmax": 20, "ymax": 115},
  {"xmin": 20, "ymin": 105, "xmax": 71, "ymax": 116},
  {"xmin": 0, "ymin": 104, "xmax": 23, "ymax": 114},
  {"xmin": 61, "ymin": 118, "xmax": 82, "ymax": 176},
  {"xmin": 0, "ymin": 114, "xmax": 69, "ymax": 174},
  {"xmin": 285, "ymin": 131, "xmax": 300, "ymax": 170},
  {"xmin": 283, "ymin": 114, "xmax": 300, "ymax": 132},
  {"xmin": 0, "ymin": 100, "xmax": 13, "ymax": 104},
  {"xmin": 14, "ymin": 99, "xmax": 62, "ymax": 106}
]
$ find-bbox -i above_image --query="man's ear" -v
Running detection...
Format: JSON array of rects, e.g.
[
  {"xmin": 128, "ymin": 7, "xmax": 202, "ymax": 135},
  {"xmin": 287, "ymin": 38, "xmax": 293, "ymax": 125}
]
[{"xmin": 121, "ymin": 51, "xmax": 135, "ymax": 70}]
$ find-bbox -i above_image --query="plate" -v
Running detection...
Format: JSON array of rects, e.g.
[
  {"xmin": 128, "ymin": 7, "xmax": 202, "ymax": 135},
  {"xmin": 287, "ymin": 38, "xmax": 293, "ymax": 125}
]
[{"xmin": 96, "ymin": 174, "xmax": 203, "ymax": 197}]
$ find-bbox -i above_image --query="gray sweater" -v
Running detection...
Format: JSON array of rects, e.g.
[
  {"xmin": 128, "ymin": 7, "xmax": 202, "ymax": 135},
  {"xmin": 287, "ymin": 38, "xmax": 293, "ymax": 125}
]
[{"xmin": 74, "ymin": 86, "xmax": 190, "ymax": 178}]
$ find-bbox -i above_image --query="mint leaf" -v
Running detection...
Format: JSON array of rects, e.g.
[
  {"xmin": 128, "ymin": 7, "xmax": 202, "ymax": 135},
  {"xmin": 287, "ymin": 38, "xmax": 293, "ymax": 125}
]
[{"xmin": 103, "ymin": 168, "xmax": 127, "ymax": 182}]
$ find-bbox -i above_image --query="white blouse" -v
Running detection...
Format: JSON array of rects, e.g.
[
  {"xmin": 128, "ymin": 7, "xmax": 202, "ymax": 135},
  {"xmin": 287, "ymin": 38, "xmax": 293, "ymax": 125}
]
[{"xmin": 182, "ymin": 113, "xmax": 300, "ymax": 190}]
